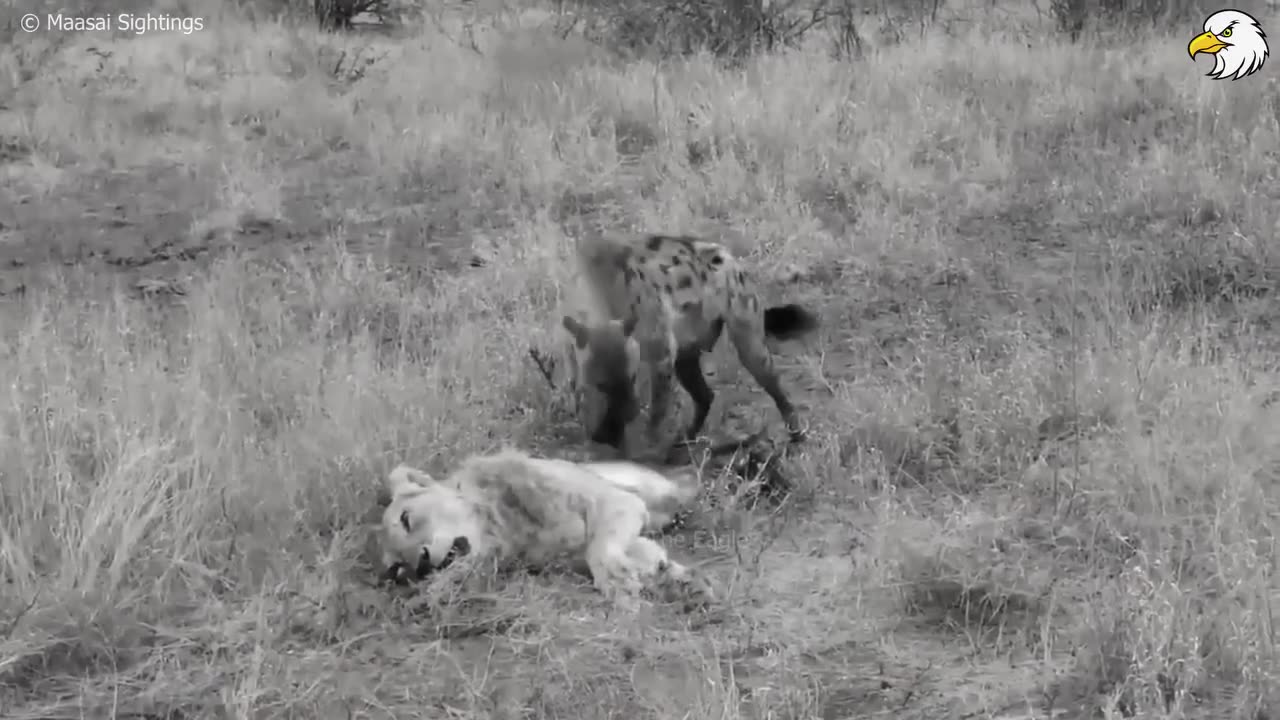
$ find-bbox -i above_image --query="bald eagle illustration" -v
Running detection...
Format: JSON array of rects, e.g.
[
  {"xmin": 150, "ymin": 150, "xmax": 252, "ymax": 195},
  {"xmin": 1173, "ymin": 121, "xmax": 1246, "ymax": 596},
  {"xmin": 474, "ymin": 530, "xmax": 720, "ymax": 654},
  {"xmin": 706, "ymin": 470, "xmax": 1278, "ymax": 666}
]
[{"xmin": 1189, "ymin": 9, "xmax": 1268, "ymax": 80}]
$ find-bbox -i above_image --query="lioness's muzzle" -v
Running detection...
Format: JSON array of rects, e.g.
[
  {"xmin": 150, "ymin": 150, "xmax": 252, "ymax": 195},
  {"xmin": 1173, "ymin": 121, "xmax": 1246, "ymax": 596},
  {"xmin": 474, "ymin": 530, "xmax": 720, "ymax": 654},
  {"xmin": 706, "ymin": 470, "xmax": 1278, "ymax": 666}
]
[
  {"xmin": 382, "ymin": 537, "xmax": 473, "ymax": 586},
  {"xmin": 413, "ymin": 536, "xmax": 472, "ymax": 579}
]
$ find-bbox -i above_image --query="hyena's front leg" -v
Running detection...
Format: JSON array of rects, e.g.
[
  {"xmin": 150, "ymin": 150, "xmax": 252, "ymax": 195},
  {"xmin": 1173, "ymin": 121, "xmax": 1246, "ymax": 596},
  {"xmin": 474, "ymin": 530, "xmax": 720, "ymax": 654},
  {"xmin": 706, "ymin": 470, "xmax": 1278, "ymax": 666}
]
[
  {"xmin": 674, "ymin": 346, "xmax": 714, "ymax": 445},
  {"xmin": 644, "ymin": 326, "xmax": 680, "ymax": 448},
  {"xmin": 562, "ymin": 337, "xmax": 586, "ymax": 419},
  {"xmin": 647, "ymin": 356, "xmax": 675, "ymax": 448}
]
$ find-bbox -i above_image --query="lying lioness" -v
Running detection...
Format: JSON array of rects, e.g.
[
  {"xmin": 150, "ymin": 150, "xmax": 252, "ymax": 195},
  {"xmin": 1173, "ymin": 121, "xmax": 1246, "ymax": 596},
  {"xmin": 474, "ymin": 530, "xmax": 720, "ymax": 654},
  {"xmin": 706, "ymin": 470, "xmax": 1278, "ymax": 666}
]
[{"xmin": 379, "ymin": 449, "xmax": 713, "ymax": 607}]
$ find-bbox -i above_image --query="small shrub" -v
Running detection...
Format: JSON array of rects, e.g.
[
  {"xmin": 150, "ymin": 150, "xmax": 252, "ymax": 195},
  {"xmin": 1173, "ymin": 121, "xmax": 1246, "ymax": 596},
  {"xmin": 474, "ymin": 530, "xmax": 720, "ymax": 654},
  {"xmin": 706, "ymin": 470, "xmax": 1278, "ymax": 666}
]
[
  {"xmin": 1051, "ymin": 0, "xmax": 1199, "ymax": 40},
  {"xmin": 562, "ymin": 0, "xmax": 851, "ymax": 59},
  {"xmin": 313, "ymin": 0, "xmax": 382, "ymax": 28}
]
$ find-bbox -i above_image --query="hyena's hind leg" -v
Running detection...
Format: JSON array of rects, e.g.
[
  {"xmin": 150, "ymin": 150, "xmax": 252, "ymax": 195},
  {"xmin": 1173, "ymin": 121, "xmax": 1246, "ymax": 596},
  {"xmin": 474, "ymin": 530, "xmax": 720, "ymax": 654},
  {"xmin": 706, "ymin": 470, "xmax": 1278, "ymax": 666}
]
[{"xmin": 727, "ymin": 310, "xmax": 806, "ymax": 443}]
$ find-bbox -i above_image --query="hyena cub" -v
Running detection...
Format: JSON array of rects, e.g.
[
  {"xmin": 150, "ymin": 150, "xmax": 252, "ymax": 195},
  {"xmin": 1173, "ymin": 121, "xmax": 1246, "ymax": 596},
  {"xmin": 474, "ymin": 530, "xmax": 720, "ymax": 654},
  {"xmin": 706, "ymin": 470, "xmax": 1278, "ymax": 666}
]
[{"xmin": 561, "ymin": 233, "xmax": 819, "ymax": 454}]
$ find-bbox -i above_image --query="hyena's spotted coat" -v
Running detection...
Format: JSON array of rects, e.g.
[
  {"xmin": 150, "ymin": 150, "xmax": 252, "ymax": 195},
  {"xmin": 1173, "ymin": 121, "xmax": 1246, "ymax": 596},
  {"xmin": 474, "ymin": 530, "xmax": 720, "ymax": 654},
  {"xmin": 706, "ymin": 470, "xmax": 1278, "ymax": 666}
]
[{"xmin": 561, "ymin": 233, "xmax": 819, "ymax": 454}]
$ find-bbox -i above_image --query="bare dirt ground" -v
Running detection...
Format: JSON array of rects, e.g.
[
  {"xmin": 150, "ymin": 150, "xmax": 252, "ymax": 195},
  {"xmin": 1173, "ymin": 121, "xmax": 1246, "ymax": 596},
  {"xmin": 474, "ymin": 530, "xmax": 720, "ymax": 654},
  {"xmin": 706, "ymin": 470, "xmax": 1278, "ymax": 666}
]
[{"xmin": 3, "ymin": 4, "xmax": 1280, "ymax": 719}]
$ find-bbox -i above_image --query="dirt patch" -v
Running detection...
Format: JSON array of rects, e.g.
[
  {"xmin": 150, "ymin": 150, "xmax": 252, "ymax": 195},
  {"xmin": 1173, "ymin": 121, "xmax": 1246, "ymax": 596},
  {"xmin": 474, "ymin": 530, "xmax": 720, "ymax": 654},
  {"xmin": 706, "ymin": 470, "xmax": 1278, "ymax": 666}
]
[{"xmin": 0, "ymin": 137, "xmax": 30, "ymax": 165}]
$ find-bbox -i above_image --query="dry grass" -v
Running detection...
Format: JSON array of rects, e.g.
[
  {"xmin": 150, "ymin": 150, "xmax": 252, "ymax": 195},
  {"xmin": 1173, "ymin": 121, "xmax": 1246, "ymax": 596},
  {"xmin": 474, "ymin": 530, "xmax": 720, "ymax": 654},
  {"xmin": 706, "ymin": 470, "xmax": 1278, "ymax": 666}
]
[{"xmin": 3, "ymin": 3, "xmax": 1280, "ymax": 718}]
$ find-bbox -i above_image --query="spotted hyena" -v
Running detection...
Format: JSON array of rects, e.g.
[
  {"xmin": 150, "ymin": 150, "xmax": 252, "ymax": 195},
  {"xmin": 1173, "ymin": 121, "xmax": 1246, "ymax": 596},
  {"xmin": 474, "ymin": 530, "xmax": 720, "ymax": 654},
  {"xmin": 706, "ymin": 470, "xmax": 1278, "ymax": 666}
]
[{"xmin": 561, "ymin": 233, "xmax": 819, "ymax": 455}]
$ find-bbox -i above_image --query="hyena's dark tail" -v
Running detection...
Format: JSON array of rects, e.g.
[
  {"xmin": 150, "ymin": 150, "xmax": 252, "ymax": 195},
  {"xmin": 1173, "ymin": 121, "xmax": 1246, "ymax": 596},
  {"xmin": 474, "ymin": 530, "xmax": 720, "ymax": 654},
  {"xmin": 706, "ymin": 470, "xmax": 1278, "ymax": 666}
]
[{"xmin": 763, "ymin": 303, "xmax": 819, "ymax": 340}]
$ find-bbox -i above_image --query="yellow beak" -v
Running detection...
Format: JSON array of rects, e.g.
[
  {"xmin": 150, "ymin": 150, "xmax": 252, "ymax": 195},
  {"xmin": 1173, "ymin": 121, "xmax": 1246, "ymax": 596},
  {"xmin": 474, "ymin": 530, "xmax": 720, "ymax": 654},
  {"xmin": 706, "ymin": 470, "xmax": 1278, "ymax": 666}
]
[{"xmin": 1189, "ymin": 31, "xmax": 1229, "ymax": 58}]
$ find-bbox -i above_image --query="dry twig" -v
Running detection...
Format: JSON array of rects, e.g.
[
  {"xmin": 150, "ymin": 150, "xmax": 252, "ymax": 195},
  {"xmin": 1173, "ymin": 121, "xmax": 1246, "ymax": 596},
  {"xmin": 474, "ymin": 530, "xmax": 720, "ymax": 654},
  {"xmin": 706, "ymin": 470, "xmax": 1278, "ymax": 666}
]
[{"xmin": 527, "ymin": 347, "xmax": 559, "ymax": 390}]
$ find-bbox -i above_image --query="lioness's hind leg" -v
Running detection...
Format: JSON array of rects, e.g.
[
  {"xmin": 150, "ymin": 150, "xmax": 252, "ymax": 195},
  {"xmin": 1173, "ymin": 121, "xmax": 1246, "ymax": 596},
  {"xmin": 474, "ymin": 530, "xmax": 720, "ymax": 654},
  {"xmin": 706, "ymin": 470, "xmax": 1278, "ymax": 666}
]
[
  {"xmin": 585, "ymin": 507, "xmax": 647, "ymax": 599},
  {"xmin": 629, "ymin": 537, "xmax": 717, "ymax": 610},
  {"xmin": 625, "ymin": 536, "xmax": 671, "ymax": 577}
]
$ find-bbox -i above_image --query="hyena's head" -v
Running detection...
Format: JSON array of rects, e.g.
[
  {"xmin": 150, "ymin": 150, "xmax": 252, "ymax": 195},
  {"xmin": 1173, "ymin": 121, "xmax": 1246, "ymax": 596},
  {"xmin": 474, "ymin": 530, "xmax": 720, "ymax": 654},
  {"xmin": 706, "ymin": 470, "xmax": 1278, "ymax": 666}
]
[
  {"xmin": 562, "ymin": 314, "xmax": 641, "ymax": 449},
  {"xmin": 380, "ymin": 465, "xmax": 476, "ymax": 585}
]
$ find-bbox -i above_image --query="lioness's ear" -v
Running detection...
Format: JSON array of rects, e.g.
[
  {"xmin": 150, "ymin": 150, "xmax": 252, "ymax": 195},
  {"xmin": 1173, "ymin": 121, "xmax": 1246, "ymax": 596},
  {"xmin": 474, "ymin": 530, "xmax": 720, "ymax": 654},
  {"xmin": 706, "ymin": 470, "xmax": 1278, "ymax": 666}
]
[
  {"xmin": 562, "ymin": 316, "xmax": 589, "ymax": 348},
  {"xmin": 386, "ymin": 464, "xmax": 435, "ymax": 498}
]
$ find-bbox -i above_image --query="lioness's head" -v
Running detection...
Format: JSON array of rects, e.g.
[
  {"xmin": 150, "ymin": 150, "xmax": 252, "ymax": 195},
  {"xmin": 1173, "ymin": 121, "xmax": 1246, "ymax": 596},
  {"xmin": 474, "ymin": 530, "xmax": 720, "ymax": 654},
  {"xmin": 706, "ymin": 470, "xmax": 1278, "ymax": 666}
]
[
  {"xmin": 380, "ymin": 465, "xmax": 476, "ymax": 585},
  {"xmin": 562, "ymin": 314, "xmax": 641, "ymax": 450}
]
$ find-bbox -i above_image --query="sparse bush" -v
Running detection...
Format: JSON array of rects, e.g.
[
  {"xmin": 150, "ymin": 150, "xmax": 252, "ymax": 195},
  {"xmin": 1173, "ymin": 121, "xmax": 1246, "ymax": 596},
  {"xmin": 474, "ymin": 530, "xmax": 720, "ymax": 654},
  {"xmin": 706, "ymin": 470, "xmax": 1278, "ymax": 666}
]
[
  {"xmin": 560, "ymin": 0, "xmax": 857, "ymax": 59},
  {"xmin": 314, "ymin": 0, "xmax": 372, "ymax": 28},
  {"xmin": 224, "ymin": 0, "xmax": 409, "ymax": 29},
  {"xmin": 1051, "ymin": 0, "xmax": 1199, "ymax": 40}
]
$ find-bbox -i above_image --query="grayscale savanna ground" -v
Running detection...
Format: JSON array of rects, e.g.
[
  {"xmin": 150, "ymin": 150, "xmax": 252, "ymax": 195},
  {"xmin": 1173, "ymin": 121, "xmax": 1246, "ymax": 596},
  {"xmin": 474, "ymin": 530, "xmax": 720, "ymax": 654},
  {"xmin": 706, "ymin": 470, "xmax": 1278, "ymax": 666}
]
[{"xmin": 2, "ymin": 0, "xmax": 1280, "ymax": 717}]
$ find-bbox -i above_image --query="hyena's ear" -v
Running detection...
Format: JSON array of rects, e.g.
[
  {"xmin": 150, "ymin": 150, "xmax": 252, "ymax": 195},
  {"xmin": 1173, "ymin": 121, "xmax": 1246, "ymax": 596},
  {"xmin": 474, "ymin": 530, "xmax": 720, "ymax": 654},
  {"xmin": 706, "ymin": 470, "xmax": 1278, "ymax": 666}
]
[
  {"xmin": 386, "ymin": 464, "xmax": 435, "ymax": 499},
  {"xmin": 562, "ymin": 315, "xmax": 590, "ymax": 348}
]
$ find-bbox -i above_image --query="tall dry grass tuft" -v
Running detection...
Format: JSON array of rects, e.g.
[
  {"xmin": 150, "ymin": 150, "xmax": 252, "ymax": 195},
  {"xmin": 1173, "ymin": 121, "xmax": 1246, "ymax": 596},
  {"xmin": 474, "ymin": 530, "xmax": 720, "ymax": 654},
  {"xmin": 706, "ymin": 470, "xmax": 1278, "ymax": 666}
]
[{"xmin": 2, "ymin": 3, "xmax": 1280, "ymax": 717}]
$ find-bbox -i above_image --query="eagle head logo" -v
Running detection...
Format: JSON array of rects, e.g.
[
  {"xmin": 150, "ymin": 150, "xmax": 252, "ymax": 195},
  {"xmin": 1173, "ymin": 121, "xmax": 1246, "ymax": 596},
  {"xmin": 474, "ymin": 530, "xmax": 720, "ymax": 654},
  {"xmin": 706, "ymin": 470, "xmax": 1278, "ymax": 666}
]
[{"xmin": 1189, "ymin": 9, "xmax": 1268, "ymax": 80}]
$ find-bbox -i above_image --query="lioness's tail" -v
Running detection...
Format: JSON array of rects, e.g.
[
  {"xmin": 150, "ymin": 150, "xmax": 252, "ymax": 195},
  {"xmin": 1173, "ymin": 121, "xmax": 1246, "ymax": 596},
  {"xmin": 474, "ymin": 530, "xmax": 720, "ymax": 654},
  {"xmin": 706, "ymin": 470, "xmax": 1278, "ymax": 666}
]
[
  {"xmin": 386, "ymin": 464, "xmax": 434, "ymax": 499},
  {"xmin": 763, "ymin": 303, "xmax": 819, "ymax": 341}
]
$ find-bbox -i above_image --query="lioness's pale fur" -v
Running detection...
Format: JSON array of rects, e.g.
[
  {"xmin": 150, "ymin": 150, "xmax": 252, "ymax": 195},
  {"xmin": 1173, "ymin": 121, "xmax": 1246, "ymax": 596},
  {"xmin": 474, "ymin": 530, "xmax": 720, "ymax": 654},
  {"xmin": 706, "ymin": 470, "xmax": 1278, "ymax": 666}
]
[{"xmin": 379, "ymin": 449, "xmax": 711, "ymax": 606}]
